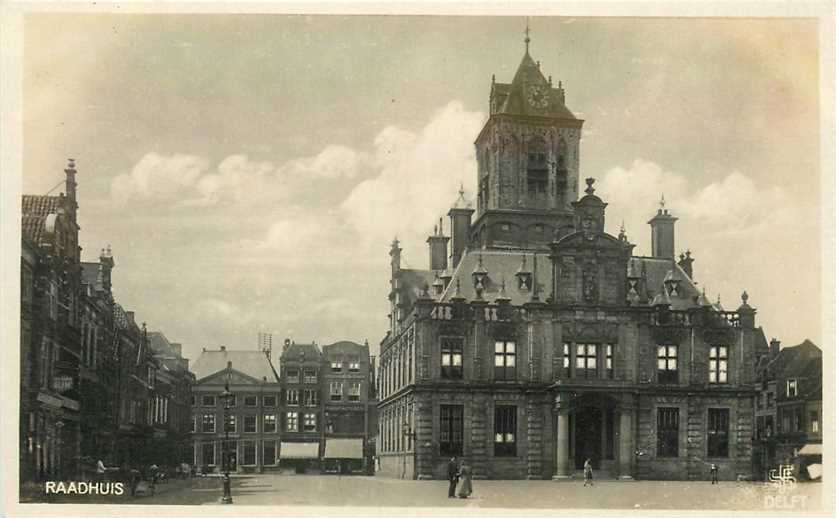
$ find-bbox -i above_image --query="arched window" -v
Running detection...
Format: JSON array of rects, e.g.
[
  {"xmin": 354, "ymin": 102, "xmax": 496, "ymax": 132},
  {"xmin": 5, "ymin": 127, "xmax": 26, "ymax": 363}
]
[{"xmin": 527, "ymin": 138, "xmax": 548, "ymax": 195}]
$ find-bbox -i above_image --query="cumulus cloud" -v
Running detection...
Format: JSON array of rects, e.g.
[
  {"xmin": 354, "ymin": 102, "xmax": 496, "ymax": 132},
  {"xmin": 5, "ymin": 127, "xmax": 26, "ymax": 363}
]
[
  {"xmin": 193, "ymin": 297, "xmax": 255, "ymax": 328},
  {"xmin": 340, "ymin": 101, "xmax": 485, "ymax": 261},
  {"xmin": 110, "ymin": 152, "xmax": 210, "ymax": 204},
  {"xmin": 598, "ymin": 159, "xmax": 818, "ymax": 341}
]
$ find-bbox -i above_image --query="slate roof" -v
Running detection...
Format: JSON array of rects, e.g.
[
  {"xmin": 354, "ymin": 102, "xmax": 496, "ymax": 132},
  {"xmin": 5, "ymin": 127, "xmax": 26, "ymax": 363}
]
[
  {"xmin": 763, "ymin": 340, "xmax": 822, "ymax": 385},
  {"xmin": 439, "ymin": 249, "xmax": 551, "ymax": 305},
  {"xmin": 281, "ymin": 342, "xmax": 322, "ymax": 362},
  {"xmin": 322, "ymin": 341, "xmax": 368, "ymax": 360},
  {"xmin": 192, "ymin": 349, "xmax": 279, "ymax": 382},
  {"xmin": 494, "ymin": 52, "xmax": 578, "ymax": 120},
  {"xmin": 21, "ymin": 195, "xmax": 68, "ymax": 245},
  {"xmin": 436, "ymin": 249, "xmax": 707, "ymax": 309}
]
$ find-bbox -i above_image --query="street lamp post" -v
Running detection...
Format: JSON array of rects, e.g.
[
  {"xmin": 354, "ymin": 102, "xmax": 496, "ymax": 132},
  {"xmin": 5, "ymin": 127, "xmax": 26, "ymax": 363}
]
[{"xmin": 219, "ymin": 381, "xmax": 234, "ymax": 504}]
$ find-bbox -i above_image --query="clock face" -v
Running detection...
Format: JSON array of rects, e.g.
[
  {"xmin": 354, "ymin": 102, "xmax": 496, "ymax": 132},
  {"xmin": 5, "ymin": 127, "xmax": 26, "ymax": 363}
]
[{"xmin": 527, "ymin": 85, "xmax": 549, "ymax": 108}]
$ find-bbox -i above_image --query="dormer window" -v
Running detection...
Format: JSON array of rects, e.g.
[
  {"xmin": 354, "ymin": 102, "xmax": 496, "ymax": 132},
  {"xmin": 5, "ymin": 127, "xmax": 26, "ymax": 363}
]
[{"xmin": 515, "ymin": 255, "xmax": 532, "ymax": 291}]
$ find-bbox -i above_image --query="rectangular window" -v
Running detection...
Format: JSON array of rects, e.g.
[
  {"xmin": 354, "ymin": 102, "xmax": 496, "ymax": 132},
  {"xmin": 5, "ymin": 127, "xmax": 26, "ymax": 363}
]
[
  {"xmin": 349, "ymin": 358, "xmax": 360, "ymax": 372},
  {"xmin": 243, "ymin": 441, "xmax": 256, "ymax": 465},
  {"xmin": 285, "ymin": 412, "xmax": 298, "ymax": 432},
  {"xmin": 286, "ymin": 389, "xmax": 299, "ymax": 406},
  {"xmin": 303, "ymin": 368, "xmax": 317, "ymax": 384},
  {"xmin": 605, "ymin": 344, "xmax": 614, "ymax": 379},
  {"xmin": 709, "ymin": 345, "xmax": 728, "ymax": 383},
  {"xmin": 494, "ymin": 405, "xmax": 517, "ymax": 457},
  {"xmin": 811, "ymin": 411, "xmax": 819, "ymax": 433},
  {"xmin": 563, "ymin": 343, "xmax": 571, "ymax": 377},
  {"xmin": 202, "ymin": 413, "xmax": 215, "ymax": 433},
  {"xmin": 263, "ymin": 414, "xmax": 277, "ymax": 433},
  {"xmin": 439, "ymin": 405, "xmax": 464, "ymax": 456},
  {"xmin": 224, "ymin": 414, "xmax": 236, "ymax": 433},
  {"xmin": 707, "ymin": 408, "xmax": 729, "ymax": 458},
  {"xmin": 286, "ymin": 368, "xmax": 299, "ymax": 384},
  {"xmin": 190, "ymin": 416, "xmax": 196, "ymax": 433},
  {"xmin": 225, "ymin": 395, "xmax": 237, "ymax": 408},
  {"xmin": 202, "ymin": 442, "xmax": 215, "ymax": 466},
  {"xmin": 781, "ymin": 410, "xmax": 790, "ymax": 433},
  {"xmin": 348, "ymin": 382, "xmax": 361, "ymax": 401},
  {"xmin": 202, "ymin": 395, "xmax": 216, "ymax": 407},
  {"xmin": 263, "ymin": 395, "xmax": 277, "ymax": 407},
  {"xmin": 263, "ymin": 440, "xmax": 277, "ymax": 465},
  {"xmin": 330, "ymin": 382, "xmax": 343, "ymax": 401},
  {"xmin": 575, "ymin": 344, "xmax": 598, "ymax": 379},
  {"xmin": 244, "ymin": 395, "xmax": 257, "ymax": 407},
  {"xmin": 795, "ymin": 409, "xmax": 803, "ymax": 432},
  {"xmin": 657, "ymin": 407, "xmax": 679, "ymax": 457},
  {"xmin": 494, "ymin": 341, "xmax": 516, "ymax": 380},
  {"xmin": 331, "ymin": 361, "xmax": 343, "ymax": 373},
  {"xmin": 191, "ymin": 395, "xmax": 196, "ymax": 407},
  {"xmin": 304, "ymin": 389, "xmax": 319, "ymax": 406},
  {"xmin": 786, "ymin": 379, "xmax": 798, "ymax": 397},
  {"xmin": 440, "ymin": 337, "xmax": 463, "ymax": 379},
  {"xmin": 244, "ymin": 415, "xmax": 257, "ymax": 433},
  {"xmin": 304, "ymin": 413, "xmax": 317, "ymax": 432},
  {"xmin": 657, "ymin": 345, "xmax": 678, "ymax": 384}
]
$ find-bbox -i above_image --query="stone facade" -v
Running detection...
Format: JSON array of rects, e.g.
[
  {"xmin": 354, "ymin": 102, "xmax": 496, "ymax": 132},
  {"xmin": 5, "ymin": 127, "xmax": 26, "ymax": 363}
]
[{"xmin": 376, "ymin": 42, "xmax": 769, "ymax": 481}]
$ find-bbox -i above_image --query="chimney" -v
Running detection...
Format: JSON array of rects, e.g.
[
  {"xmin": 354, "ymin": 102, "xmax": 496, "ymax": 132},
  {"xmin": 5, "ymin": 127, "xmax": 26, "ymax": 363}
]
[
  {"xmin": 677, "ymin": 250, "xmax": 694, "ymax": 279},
  {"xmin": 99, "ymin": 245, "xmax": 115, "ymax": 293},
  {"xmin": 389, "ymin": 237, "xmax": 402, "ymax": 278},
  {"xmin": 64, "ymin": 158, "xmax": 78, "ymax": 210},
  {"xmin": 427, "ymin": 218, "xmax": 450, "ymax": 271},
  {"xmin": 220, "ymin": 345, "xmax": 226, "ymax": 352},
  {"xmin": 648, "ymin": 195, "xmax": 677, "ymax": 260},
  {"xmin": 448, "ymin": 184, "xmax": 475, "ymax": 269},
  {"xmin": 769, "ymin": 338, "xmax": 781, "ymax": 358},
  {"xmin": 283, "ymin": 338, "xmax": 291, "ymax": 353}
]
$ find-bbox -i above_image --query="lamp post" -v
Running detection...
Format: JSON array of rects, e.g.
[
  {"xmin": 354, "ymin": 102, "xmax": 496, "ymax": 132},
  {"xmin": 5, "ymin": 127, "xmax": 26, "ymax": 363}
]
[
  {"xmin": 219, "ymin": 381, "xmax": 234, "ymax": 504},
  {"xmin": 401, "ymin": 421, "xmax": 415, "ymax": 480}
]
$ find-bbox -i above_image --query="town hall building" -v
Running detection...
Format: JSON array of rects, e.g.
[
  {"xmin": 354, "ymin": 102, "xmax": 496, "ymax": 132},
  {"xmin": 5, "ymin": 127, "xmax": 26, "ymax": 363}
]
[{"xmin": 376, "ymin": 34, "xmax": 767, "ymax": 481}]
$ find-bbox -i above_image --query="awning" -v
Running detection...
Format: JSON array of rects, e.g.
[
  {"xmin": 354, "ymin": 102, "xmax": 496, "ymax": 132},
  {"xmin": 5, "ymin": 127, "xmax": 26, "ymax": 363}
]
[
  {"xmin": 798, "ymin": 443, "xmax": 822, "ymax": 455},
  {"xmin": 324, "ymin": 438, "xmax": 364, "ymax": 459},
  {"xmin": 280, "ymin": 441, "xmax": 319, "ymax": 459}
]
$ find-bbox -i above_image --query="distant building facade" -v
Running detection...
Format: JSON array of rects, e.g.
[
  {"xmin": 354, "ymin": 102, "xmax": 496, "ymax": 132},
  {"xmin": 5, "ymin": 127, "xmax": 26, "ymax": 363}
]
[
  {"xmin": 278, "ymin": 341, "xmax": 324, "ymax": 472},
  {"xmin": 377, "ymin": 39, "xmax": 767, "ymax": 481},
  {"xmin": 190, "ymin": 347, "xmax": 281, "ymax": 473},
  {"xmin": 754, "ymin": 339, "xmax": 822, "ymax": 480},
  {"xmin": 322, "ymin": 341, "xmax": 376, "ymax": 474}
]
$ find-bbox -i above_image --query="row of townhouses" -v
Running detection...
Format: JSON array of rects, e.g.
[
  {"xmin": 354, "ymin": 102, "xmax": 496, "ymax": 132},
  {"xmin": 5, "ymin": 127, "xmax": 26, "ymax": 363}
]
[
  {"xmin": 20, "ymin": 160, "xmax": 194, "ymax": 484},
  {"xmin": 189, "ymin": 339, "xmax": 378, "ymax": 474}
]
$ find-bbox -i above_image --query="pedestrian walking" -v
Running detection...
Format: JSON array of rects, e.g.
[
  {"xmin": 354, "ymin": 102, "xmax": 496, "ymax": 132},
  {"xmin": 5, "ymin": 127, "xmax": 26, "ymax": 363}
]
[
  {"xmin": 583, "ymin": 458, "xmax": 594, "ymax": 487},
  {"xmin": 457, "ymin": 460, "xmax": 473, "ymax": 499},
  {"xmin": 447, "ymin": 457, "xmax": 459, "ymax": 498},
  {"xmin": 710, "ymin": 463, "xmax": 718, "ymax": 484}
]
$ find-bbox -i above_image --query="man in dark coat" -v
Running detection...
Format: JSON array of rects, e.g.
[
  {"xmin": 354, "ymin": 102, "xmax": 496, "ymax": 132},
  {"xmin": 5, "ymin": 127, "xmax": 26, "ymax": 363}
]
[{"xmin": 447, "ymin": 457, "xmax": 459, "ymax": 498}]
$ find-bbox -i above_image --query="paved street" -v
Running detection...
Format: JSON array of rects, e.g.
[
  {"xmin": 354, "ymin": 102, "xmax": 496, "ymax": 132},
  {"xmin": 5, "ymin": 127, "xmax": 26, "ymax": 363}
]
[{"xmin": 57, "ymin": 474, "xmax": 820, "ymax": 510}]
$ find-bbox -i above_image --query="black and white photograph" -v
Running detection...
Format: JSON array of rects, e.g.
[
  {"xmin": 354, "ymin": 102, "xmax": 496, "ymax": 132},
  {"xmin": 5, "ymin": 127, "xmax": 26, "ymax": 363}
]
[{"xmin": 1, "ymin": 2, "xmax": 834, "ymax": 516}]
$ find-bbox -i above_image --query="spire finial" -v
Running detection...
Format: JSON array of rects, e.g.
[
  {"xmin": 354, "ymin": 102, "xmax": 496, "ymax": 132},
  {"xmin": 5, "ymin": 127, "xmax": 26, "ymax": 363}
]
[
  {"xmin": 584, "ymin": 177, "xmax": 596, "ymax": 195},
  {"xmin": 524, "ymin": 17, "xmax": 531, "ymax": 54},
  {"xmin": 660, "ymin": 193, "xmax": 666, "ymax": 210},
  {"xmin": 459, "ymin": 181, "xmax": 465, "ymax": 199}
]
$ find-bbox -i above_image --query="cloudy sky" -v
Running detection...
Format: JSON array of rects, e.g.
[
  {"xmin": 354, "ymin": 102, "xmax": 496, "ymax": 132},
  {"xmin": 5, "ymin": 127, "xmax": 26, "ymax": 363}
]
[{"xmin": 22, "ymin": 14, "xmax": 820, "ymax": 362}]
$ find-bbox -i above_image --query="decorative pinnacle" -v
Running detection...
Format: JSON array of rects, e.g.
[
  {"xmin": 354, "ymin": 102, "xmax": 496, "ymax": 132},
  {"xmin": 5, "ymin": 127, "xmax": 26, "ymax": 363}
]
[
  {"xmin": 660, "ymin": 193, "xmax": 666, "ymax": 210},
  {"xmin": 66, "ymin": 158, "xmax": 76, "ymax": 170},
  {"xmin": 585, "ymin": 177, "xmax": 596, "ymax": 195},
  {"xmin": 524, "ymin": 17, "xmax": 531, "ymax": 53},
  {"xmin": 741, "ymin": 290, "xmax": 749, "ymax": 304}
]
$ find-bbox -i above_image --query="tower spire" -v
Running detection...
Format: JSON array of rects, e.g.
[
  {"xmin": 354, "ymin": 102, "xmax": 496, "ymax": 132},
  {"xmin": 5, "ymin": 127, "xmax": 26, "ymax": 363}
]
[{"xmin": 524, "ymin": 17, "xmax": 531, "ymax": 54}]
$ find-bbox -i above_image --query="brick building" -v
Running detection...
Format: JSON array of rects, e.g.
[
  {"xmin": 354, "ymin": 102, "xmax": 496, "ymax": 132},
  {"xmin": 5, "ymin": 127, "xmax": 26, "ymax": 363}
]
[
  {"xmin": 190, "ymin": 347, "xmax": 281, "ymax": 473},
  {"xmin": 278, "ymin": 341, "xmax": 324, "ymax": 472},
  {"xmin": 754, "ymin": 339, "xmax": 822, "ymax": 480},
  {"xmin": 321, "ymin": 341, "xmax": 376, "ymax": 474},
  {"xmin": 20, "ymin": 160, "xmax": 83, "ymax": 482},
  {"xmin": 377, "ymin": 38, "xmax": 767, "ymax": 481}
]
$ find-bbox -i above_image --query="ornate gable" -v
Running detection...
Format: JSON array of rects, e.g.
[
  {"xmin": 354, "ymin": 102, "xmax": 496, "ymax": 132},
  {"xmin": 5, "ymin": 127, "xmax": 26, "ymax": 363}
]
[{"xmin": 198, "ymin": 368, "xmax": 262, "ymax": 385}]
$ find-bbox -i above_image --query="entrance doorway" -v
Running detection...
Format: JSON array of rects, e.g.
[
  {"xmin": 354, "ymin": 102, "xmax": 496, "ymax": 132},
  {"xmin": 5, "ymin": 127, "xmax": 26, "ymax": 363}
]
[{"xmin": 574, "ymin": 406, "xmax": 602, "ymax": 469}]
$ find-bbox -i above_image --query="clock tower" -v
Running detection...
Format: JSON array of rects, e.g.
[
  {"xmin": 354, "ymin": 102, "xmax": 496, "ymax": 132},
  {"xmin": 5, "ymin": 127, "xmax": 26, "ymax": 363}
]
[{"xmin": 470, "ymin": 30, "xmax": 584, "ymax": 251}]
